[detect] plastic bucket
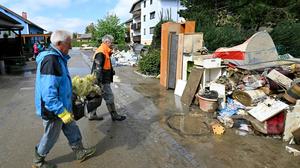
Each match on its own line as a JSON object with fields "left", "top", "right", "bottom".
{"left": 196, "top": 94, "right": 218, "bottom": 113}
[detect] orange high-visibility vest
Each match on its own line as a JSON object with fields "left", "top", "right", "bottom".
{"left": 93, "top": 43, "right": 112, "bottom": 70}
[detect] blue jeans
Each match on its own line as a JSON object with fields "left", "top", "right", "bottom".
{"left": 36, "top": 119, "right": 82, "bottom": 156}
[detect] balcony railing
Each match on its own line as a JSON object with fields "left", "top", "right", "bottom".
{"left": 133, "top": 10, "right": 141, "bottom": 19}
{"left": 133, "top": 35, "right": 141, "bottom": 43}
{"left": 131, "top": 22, "right": 141, "bottom": 31}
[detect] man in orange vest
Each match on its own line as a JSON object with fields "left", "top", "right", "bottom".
{"left": 89, "top": 34, "right": 126, "bottom": 121}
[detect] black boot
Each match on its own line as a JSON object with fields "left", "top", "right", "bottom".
{"left": 107, "top": 103, "right": 126, "bottom": 121}
{"left": 72, "top": 143, "right": 96, "bottom": 163}
{"left": 87, "top": 109, "right": 104, "bottom": 121}
{"left": 32, "top": 147, "right": 57, "bottom": 168}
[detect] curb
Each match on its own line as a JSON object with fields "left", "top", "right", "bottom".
{"left": 133, "top": 70, "right": 157, "bottom": 78}
{"left": 79, "top": 50, "right": 92, "bottom": 70}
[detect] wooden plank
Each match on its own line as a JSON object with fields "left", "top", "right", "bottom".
{"left": 160, "top": 22, "right": 181, "bottom": 88}
{"left": 183, "top": 21, "right": 195, "bottom": 33}
{"left": 167, "top": 33, "right": 178, "bottom": 89}
{"left": 176, "top": 33, "right": 184, "bottom": 81}
{"left": 160, "top": 22, "right": 170, "bottom": 87}
{"left": 183, "top": 33, "right": 203, "bottom": 54}
{"left": 181, "top": 67, "right": 203, "bottom": 106}
{"left": 183, "top": 34, "right": 193, "bottom": 54}
{"left": 192, "top": 33, "right": 203, "bottom": 53}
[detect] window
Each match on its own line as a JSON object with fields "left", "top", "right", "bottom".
{"left": 144, "top": 1, "right": 146, "bottom": 8}
{"left": 150, "top": 11, "right": 155, "bottom": 20}
{"left": 143, "top": 15, "right": 146, "bottom": 22}
{"left": 144, "top": 28, "right": 146, "bottom": 35}
{"left": 150, "top": 27, "right": 155, "bottom": 34}
{"left": 150, "top": 0, "right": 153, "bottom": 5}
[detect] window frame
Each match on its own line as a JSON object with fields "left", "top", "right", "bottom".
{"left": 150, "top": 11, "right": 155, "bottom": 20}
{"left": 149, "top": 27, "right": 155, "bottom": 34}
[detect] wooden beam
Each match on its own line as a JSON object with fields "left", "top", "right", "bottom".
{"left": 176, "top": 33, "right": 184, "bottom": 81}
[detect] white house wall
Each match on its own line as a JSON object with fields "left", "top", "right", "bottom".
{"left": 161, "top": 0, "right": 183, "bottom": 22}
{"left": 140, "top": 0, "right": 184, "bottom": 45}
{"left": 141, "top": 0, "right": 161, "bottom": 44}
{"left": 132, "top": 2, "right": 141, "bottom": 37}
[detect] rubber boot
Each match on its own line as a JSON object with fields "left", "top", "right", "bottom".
{"left": 72, "top": 143, "right": 96, "bottom": 163}
{"left": 107, "top": 103, "right": 126, "bottom": 121}
{"left": 87, "top": 109, "right": 103, "bottom": 121}
{"left": 32, "top": 147, "right": 57, "bottom": 168}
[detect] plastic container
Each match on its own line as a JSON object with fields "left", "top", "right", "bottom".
{"left": 196, "top": 91, "right": 218, "bottom": 112}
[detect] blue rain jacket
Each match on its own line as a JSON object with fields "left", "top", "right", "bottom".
{"left": 35, "top": 44, "right": 72, "bottom": 119}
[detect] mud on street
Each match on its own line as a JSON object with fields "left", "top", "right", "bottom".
{"left": 0, "top": 49, "right": 299, "bottom": 168}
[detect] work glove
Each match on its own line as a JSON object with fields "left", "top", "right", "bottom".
{"left": 58, "top": 109, "right": 74, "bottom": 124}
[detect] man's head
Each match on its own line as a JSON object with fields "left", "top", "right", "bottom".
{"left": 50, "top": 30, "right": 72, "bottom": 55}
{"left": 102, "top": 34, "right": 114, "bottom": 48}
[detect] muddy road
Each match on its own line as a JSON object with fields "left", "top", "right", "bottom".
{"left": 0, "top": 49, "right": 298, "bottom": 168}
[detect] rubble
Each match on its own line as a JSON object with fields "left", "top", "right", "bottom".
{"left": 175, "top": 31, "right": 300, "bottom": 152}
{"left": 112, "top": 50, "right": 138, "bottom": 67}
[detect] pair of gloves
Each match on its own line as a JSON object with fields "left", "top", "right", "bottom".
{"left": 58, "top": 109, "right": 74, "bottom": 124}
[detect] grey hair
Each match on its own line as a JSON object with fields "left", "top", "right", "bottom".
{"left": 50, "top": 30, "right": 72, "bottom": 45}
{"left": 102, "top": 34, "right": 114, "bottom": 43}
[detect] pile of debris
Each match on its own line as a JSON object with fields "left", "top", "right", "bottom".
{"left": 178, "top": 31, "right": 300, "bottom": 156}
{"left": 112, "top": 50, "right": 138, "bottom": 67}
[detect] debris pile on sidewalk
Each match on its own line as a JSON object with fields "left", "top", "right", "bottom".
{"left": 177, "top": 31, "right": 300, "bottom": 155}
{"left": 112, "top": 50, "right": 138, "bottom": 67}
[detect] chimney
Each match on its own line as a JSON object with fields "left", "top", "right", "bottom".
{"left": 22, "top": 12, "right": 27, "bottom": 19}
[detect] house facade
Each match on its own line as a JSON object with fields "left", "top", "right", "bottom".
{"left": 129, "top": 0, "right": 184, "bottom": 45}
{"left": 0, "top": 5, "right": 44, "bottom": 35}
{"left": 129, "top": 0, "right": 142, "bottom": 44}
{"left": 0, "top": 4, "right": 48, "bottom": 57}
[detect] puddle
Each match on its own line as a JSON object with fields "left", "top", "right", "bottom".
{"left": 167, "top": 113, "right": 210, "bottom": 136}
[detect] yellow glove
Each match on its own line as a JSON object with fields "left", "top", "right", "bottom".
{"left": 58, "top": 109, "right": 74, "bottom": 124}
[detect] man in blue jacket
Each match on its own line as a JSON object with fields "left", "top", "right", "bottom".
{"left": 33, "top": 30, "right": 96, "bottom": 168}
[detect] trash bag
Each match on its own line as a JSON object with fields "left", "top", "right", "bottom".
{"left": 86, "top": 94, "right": 102, "bottom": 113}
{"left": 72, "top": 93, "right": 85, "bottom": 121}
{"left": 72, "top": 93, "right": 103, "bottom": 121}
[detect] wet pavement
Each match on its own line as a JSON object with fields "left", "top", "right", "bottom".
{"left": 0, "top": 49, "right": 299, "bottom": 168}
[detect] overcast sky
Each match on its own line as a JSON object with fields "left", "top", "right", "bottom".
{"left": 0, "top": 0, "right": 136, "bottom": 33}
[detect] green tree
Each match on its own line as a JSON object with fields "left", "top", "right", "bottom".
{"left": 151, "top": 20, "right": 170, "bottom": 49}
{"left": 85, "top": 23, "right": 95, "bottom": 34}
{"left": 138, "top": 19, "right": 171, "bottom": 75}
{"left": 179, "top": 0, "right": 300, "bottom": 55}
{"left": 72, "top": 32, "right": 78, "bottom": 39}
{"left": 93, "top": 14, "right": 126, "bottom": 46}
